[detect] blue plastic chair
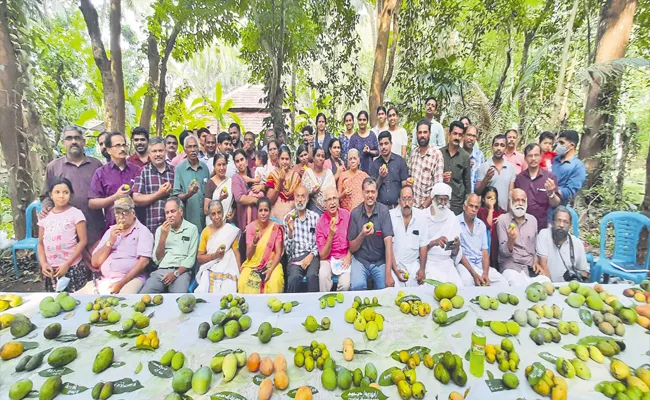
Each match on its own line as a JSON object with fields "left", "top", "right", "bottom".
{"left": 11, "top": 200, "right": 42, "bottom": 278}
{"left": 188, "top": 280, "right": 198, "bottom": 293}
{"left": 591, "top": 211, "right": 650, "bottom": 284}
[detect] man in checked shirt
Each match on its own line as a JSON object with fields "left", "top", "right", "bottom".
{"left": 283, "top": 185, "right": 320, "bottom": 292}
{"left": 409, "top": 119, "right": 444, "bottom": 209}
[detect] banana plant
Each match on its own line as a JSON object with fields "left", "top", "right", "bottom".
{"left": 196, "top": 82, "right": 243, "bottom": 132}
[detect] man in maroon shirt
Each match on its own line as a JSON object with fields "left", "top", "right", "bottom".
{"left": 127, "top": 127, "right": 150, "bottom": 168}
{"left": 89, "top": 132, "right": 142, "bottom": 231}
{"left": 514, "top": 143, "right": 560, "bottom": 231}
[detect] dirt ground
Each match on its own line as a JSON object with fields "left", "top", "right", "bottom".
{"left": 0, "top": 249, "right": 43, "bottom": 292}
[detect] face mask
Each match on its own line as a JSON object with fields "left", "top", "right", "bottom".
{"left": 554, "top": 144, "right": 567, "bottom": 157}
{"left": 552, "top": 227, "right": 569, "bottom": 242}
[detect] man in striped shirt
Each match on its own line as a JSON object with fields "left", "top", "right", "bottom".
{"left": 409, "top": 119, "right": 444, "bottom": 209}
{"left": 284, "top": 185, "right": 320, "bottom": 293}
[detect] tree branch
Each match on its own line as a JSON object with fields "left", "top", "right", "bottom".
{"left": 381, "top": 0, "right": 400, "bottom": 92}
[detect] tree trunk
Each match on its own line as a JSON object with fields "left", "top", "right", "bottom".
{"left": 79, "top": 0, "right": 121, "bottom": 132}
{"left": 109, "top": 0, "right": 125, "bottom": 133}
{"left": 579, "top": 0, "right": 637, "bottom": 190}
{"left": 154, "top": 25, "right": 180, "bottom": 136}
{"left": 368, "top": 0, "right": 398, "bottom": 126}
{"left": 559, "top": 52, "right": 578, "bottom": 128}
{"left": 269, "top": 0, "right": 286, "bottom": 143}
{"left": 641, "top": 139, "right": 650, "bottom": 211}
{"left": 550, "top": 0, "right": 579, "bottom": 131}
{"left": 493, "top": 24, "right": 512, "bottom": 111}
{"left": 517, "top": 32, "right": 533, "bottom": 136}
{"left": 0, "top": 1, "right": 35, "bottom": 239}
{"left": 369, "top": 0, "right": 399, "bottom": 127}
{"left": 140, "top": 33, "right": 159, "bottom": 131}
{"left": 290, "top": 64, "right": 296, "bottom": 135}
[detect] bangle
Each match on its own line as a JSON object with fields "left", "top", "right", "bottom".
{"left": 106, "top": 241, "right": 113, "bottom": 248}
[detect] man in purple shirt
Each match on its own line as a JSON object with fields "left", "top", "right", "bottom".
{"left": 43, "top": 126, "right": 105, "bottom": 255}
{"left": 89, "top": 132, "right": 142, "bottom": 230}
{"left": 316, "top": 187, "right": 352, "bottom": 292}
{"left": 514, "top": 143, "right": 560, "bottom": 231}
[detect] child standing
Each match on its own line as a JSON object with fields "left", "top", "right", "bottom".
{"left": 37, "top": 178, "right": 89, "bottom": 292}
{"left": 246, "top": 151, "right": 272, "bottom": 224}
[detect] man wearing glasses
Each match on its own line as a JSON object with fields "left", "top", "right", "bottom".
{"left": 388, "top": 186, "right": 428, "bottom": 287}
{"left": 89, "top": 132, "right": 143, "bottom": 232}
{"left": 42, "top": 126, "right": 105, "bottom": 261}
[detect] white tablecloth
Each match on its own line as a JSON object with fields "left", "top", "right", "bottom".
{"left": 0, "top": 285, "right": 647, "bottom": 399}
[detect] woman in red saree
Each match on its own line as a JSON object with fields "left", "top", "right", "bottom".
{"left": 266, "top": 146, "right": 300, "bottom": 221}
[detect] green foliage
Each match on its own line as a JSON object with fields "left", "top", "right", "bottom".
{"left": 162, "top": 84, "right": 210, "bottom": 138}
{"left": 195, "top": 82, "right": 243, "bottom": 132}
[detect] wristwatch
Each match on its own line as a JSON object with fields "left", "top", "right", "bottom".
{"left": 173, "top": 270, "right": 181, "bottom": 278}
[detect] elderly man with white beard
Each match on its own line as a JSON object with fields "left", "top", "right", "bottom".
{"left": 423, "top": 182, "right": 467, "bottom": 287}
{"left": 496, "top": 188, "right": 551, "bottom": 286}
{"left": 389, "top": 186, "right": 428, "bottom": 287}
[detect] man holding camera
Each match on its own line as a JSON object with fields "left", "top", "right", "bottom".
{"left": 535, "top": 206, "right": 589, "bottom": 282}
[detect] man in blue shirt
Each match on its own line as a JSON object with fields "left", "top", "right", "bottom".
{"left": 551, "top": 130, "right": 586, "bottom": 205}
{"left": 463, "top": 125, "right": 485, "bottom": 193}
{"left": 369, "top": 131, "right": 410, "bottom": 208}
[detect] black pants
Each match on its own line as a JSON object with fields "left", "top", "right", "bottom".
{"left": 286, "top": 253, "right": 319, "bottom": 293}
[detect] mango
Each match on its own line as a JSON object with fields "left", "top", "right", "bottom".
{"left": 257, "top": 322, "right": 273, "bottom": 343}
{"left": 224, "top": 320, "right": 240, "bottom": 338}
{"left": 207, "top": 325, "right": 224, "bottom": 342}
{"left": 588, "top": 345, "right": 605, "bottom": 363}
{"left": 259, "top": 378, "right": 274, "bottom": 399}
{"left": 9, "top": 379, "right": 32, "bottom": 400}
{"left": 177, "top": 294, "right": 196, "bottom": 313}
{"left": 526, "top": 310, "right": 540, "bottom": 327}
{"left": 235, "top": 350, "right": 247, "bottom": 368}
{"left": 627, "top": 376, "right": 649, "bottom": 393}
{"left": 10, "top": 319, "right": 35, "bottom": 338}
{"left": 599, "top": 321, "right": 615, "bottom": 335}
{"left": 365, "top": 362, "right": 378, "bottom": 382}
{"left": 513, "top": 310, "right": 527, "bottom": 326}
{"left": 59, "top": 296, "right": 77, "bottom": 312}
{"left": 571, "top": 358, "right": 591, "bottom": 379}
{"left": 398, "top": 380, "right": 412, "bottom": 399}
{"left": 434, "top": 362, "right": 450, "bottom": 384}
{"left": 93, "top": 347, "right": 114, "bottom": 373}
{"left": 506, "top": 320, "right": 520, "bottom": 336}
{"left": 503, "top": 372, "right": 519, "bottom": 389}
{"left": 1, "top": 341, "right": 24, "bottom": 360}
{"left": 44, "top": 323, "right": 62, "bottom": 340}
{"left": 337, "top": 368, "right": 352, "bottom": 390}
{"left": 434, "top": 282, "right": 457, "bottom": 300}
{"left": 99, "top": 382, "right": 113, "bottom": 400}
{"left": 295, "top": 386, "right": 314, "bottom": 400}
{"left": 238, "top": 315, "right": 252, "bottom": 331}
{"left": 619, "top": 308, "right": 638, "bottom": 325}
{"left": 566, "top": 293, "right": 586, "bottom": 308}
{"left": 490, "top": 321, "right": 508, "bottom": 336}
{"left": 39, "top": 376, "right": 62, "bottom": 400}
{"left": 24, "top": 350, "right": 46, "bottom": 372}
{"left": 611, "top": 360, "right": 631, "bottom": 380}
{"left": 222, "top": 353, "right": 238, "bottom": 382}
{"left": 451, "top": 365, "right": 467, "bottom": 386}
{"left": 40, "top": 301, "right": 62, "bottom": 318}
{"left": 161, "top": 349, "right": 176, "bottom": 366}
{"left": 321, "top": 368, "right": 337, "bottom": 390}
{"left": 171, "top": 368, "right": 193, "bottom": 393}
{"left": 586, "top": 295, "right": 604, "bottom": 311}
{"left": 636, "top": 368, "right": 650, "bottom": 387}
{"left": 171, "top": 351, "right": 185, "bottom": 370}
{"left": 48, "top": 346, "right": 77, "bottom": 368}
{"left": 191, "top": 366, "right": 212, "bottom": 394}
{"left": 210, "top": 354, "right": 226, "bottom": 373}
{"left": 559, "top": 285, "right": 572, "bottom": 295}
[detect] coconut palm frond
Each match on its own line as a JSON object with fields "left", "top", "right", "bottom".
{"left": 576, "top": 57, "right": 650, "bottom": 87}
{"left": 512, "top": 31, "right": 562, "bottom": 99}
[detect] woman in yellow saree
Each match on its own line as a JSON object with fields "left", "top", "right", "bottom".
{"left": 238, "top": 197, "right": 285, "bottom": 293}
{"left": 266, "top": 147, "right": 300, "bottom": 221}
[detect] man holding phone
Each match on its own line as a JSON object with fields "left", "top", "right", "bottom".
{"left": 475, "top": 134, "right": 515, "bottom": 210}
{"left": 423, "top": 183, "right": 466, "bottom": 287}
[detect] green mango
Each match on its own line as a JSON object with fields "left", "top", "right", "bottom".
{"left": 9, "top": 379, "right": 32, "bottom": 400}
{"left": 92, "top": 347, "right": 114, "bottom": 374}
{"left": 40, "top": 302, "right": 62, "bottom": 318}
{"left": 43, "top": 323, "right": 62, "bottom": 340}
{"left": 365, "top": 362, "right": 378, "bottom": 382}
{"left": 39, "top": 377, "right": 62, "bottom": 400}
{"left": 47, "top": 347, "right": 77, "bottom": 368}
{"left": 191, "top": 366, "right": 212, "bottom": 395}
{"left": 99, "top": 382, "right": 113, "bottom": 400}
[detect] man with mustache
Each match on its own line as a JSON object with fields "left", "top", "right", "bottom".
{"left": 475, "top": 134, "right": 516, "bottom": 211}
{"left": 423, "top": 183, "right": 465, "bottom": 287}
{"left": 496, "top": 188, "right": 551, "bottom": 286}
{"left": 127, "top": 127, "right": 150, "bottom": 168}
{"left": 457, "top": 193, "right": 509, "bottom": 287}
{"left": 411, "top": 96, "right": 446, "bottom": 149}
{"left": 408, "top": 119, "right": 444, "bottom": 209}
{"left": 229, "top": 123, "right": 243, "bottom": 149}
{"left": 283, "top": 185, "right": 320, "bottom": 293}
{"left": 216, "top": 131, "right": 237, "bottom": 178}
{"left": 201, "top": 133, "right": 218, "bottom": 175}
{"left": 132, "top": 137, "right": 175, "bottom": 234}
{"left": 89, "top": 132, "right": 142, "bottom": 232}
{"left": 43, "top": 126, "right": 105, "bottom": 262}
{"left": 97, "top": 131, "right": 110, "bottom": 163}
{"left": 462, "top": 125, "right": 485, "bottom": 193}
{"left": 389, "top": 186, "right": 428, "bottom": 287}
{"left": 140, "top": 197, "right": 198, "bottom": 293}
{"left": 316, "top": 186, "right": 352, "bottom": 292}
{"left": 369, "top": 131, "right": 410, "bottom": 208}
{"left": 441, "top": 121, "right": 471, "bottom": 215}
{"left": 243, "top": 131, "right": 257, "bottom": 175}
{"left": 197, "top": 127, "right": 211, "bottom": 158}
{"left": 504, "top": 129, "right": 527, "bottom": 175}
{"left": 165, "top": 134, "right": 178, "bottom": 161}
{"left": 173, "top": 135, "right": 210, "bottom": 231}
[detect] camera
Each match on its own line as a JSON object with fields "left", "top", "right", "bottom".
{"left": 563, "top": 270, "right": 587, "bottom": 282}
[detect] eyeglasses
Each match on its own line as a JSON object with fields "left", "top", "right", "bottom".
{"left": 115, "top": 210, "right": 134, "bottom": 217}
{"left": 111, "top": 143, "right": 127, "bottom": 149}
{"left": 400, "top": 197, "right": 414, "bottom": 203}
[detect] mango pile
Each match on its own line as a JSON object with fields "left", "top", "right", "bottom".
{"left": 161, "top": 349, "right": 186, "bottom": 370}
{"left": 246, "top": 354, "right": 289, "bottom": 399}
{"left": 320, "top": 361, "right": 379, "bottom": 392}
{"left": 485, "top": 338, "right": 520, "bottom": 372}
{"left": 209, "top": 350, "right": 246, "bottom": 382}
{"left": 319, "top": 292, "right": 345, "bottom": 308}
{"left": 529, "top": 326, "right": 562, "bottom": 345}
{"left": 595, "top": 364, "right": 650, "bottom": 399}
{"left": 525, "top": 363, "right": 568, "bottom": 400}
{"left": 0, "top": 294, "right": 23, "bottom": 311}
{"left": 343, "top": 303, "right": 384, "bottom": 340}
{"left": 40, "top": 292, "right": 77, "bottom": 318}
{"left": 198, "top": 302, "right": 251, "bottom": 342}
{"left": 511, "top": 304, "right": 562, "bottom": 328}
{"left": 87, "top": 296, "right": 123, "bottom": 325}
{"left": 133, "top": 294, "right": 163, "bottom": 312}
{"left": 292, "top": 341, "right": 331, "bottom": 372}
{"left": 267, "top": 296, "right": 296, "bottom": 313}
{"left": 472, "top": 293, "right": 518, "bottom": 310}
{"left": 623, "top": 279, "right": 650, "bottom": 303}
{"left": 487, "top": 319, "right": 521, "bottom": 337}
{"left": 432, "top": 351, "right": 468, "bottom": 389}
{"left": 219, "top": 294, "right": 249, "bottom": 313}
{"left": 395, "top": 292, "right": 433, "bottom": 317}
{"left": 135, "top": 329, "right": 160, "bottom": 349}
{"left": 525, "top": 281, "right": 555, "bottom": 302}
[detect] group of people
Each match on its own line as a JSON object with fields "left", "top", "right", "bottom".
{"left": 37, "top": 100, "right": 591, "bottom": 295}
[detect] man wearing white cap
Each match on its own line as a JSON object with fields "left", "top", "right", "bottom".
{"left": 424, "top": 182, "right": 472, "bottom": 287}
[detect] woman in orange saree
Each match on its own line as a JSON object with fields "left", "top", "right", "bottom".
{"left": 266, "top": 147, "right": 300, "bottom": 221}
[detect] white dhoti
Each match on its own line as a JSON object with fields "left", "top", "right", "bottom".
{"left": 502, "top": 269, "right": 551, "bottom": 287}
{"left": 460, "top": 261, "right": 510, "bottom": 288}
{"left": 391, "top": 261, "right": 422, "bottom": 288}
{"left": 424, "top": 256, "right": 464, "bottom": 289}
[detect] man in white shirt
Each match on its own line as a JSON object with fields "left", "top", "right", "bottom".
{"left": 387, "top": 106, "right": 408, "bottom": 158}
{"left": 389, "top": 186, "right": 428, "bottom": 287}
{"left": 457, "top": 193, "right": 509, "bottom": 287}
{"left": 211, "top": 132, "right": 237, "bottom": 178}
{"left": 424, "top": 182, "right": 465, "bottom": 287}
{"left": 412, "top": 97, "right": 446, "bottom": 149}
{"left": 535, "top": 206, "right": 588, "bottom": 282}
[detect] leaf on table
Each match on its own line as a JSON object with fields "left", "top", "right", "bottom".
{"left": 290, "top": 301, "right": 300, "bottom": 307}
{"left": 128, "top": 345, "right": 155, "bottom": 352}
{"left": 287, "top": 386, "right": 318, "bottom": 398}
{"left": 146, "top": 311, "right": 155, "bottom": 319}
{"left": 464, "top": 387, "right": 471, "bottom": 398}
{"left": 341, "top": 387, "right": 388, "bottom": 400}
{"left": 18, "top": 342, "right": 39, "bottom": 351}
{"left": 485, "top": 378, "right": 509, "bottom": 392}
{"left": 579, "top": 309, "right": 593, "bottom": 326}
{"left": 577, "top": 336, "right": 617, "bottom": 346}
{"left": 337, "top": 349, "right": 375, "bottom": 355}
{"left": 464, "top": 349, "right": 470, "bottom": 361}
{"left": 148, "top": 361, "right": 173, "bottom": 378}
{"left": 272, "top": 328, "right": 283, "bottom": 337}
{"left": 252, "top": 374, "right": 265, "bottom": 385}
{"left": 134, "top": 361, "right": 142, "bottom": 374}
{"left": 439, "top": 311, "right": 469, "bottom": 327}
{"left": 106, "top": 329, "right": 144, "bottom": 339}
{"left": 539, "top": 352, "right": 558, "bottom": 363}
{"left": 61, "top": 382, "right": 89, "bottom": 395}
{"left": 422, "top": 279, "right": 442, "bottom": 286}
{"left": 111, "top": 361, "right": 126, "bottom": 368}
{"left": 562, "top": 344, "right": 577, "bottom": 351}
{"left": 120, "top": 303, "right": 128, "bottom": 308}
{"left": 195, "top": 298, "right": 208, "bottom": 303}
{"left": 112, "top": 378, "right": 144, "bottom": 394}
{"left": 486, "top": 370, "right": 495, "bottom": 380}
{"left": 39, "top": 367, "right": 73, "bottom": 377}
{"left": 91, "top": 321, "right": 117, "bottom": 327}
{"left": 318, "top": 293, "right": 337, "bottom": 301}
{"left": 378, "top": 366, "right": 399, "bottom": 386}
{"left": 390, "top": 346, "right": 430, "bottom": 361}
{"left": 24, "top": 390, "right": 39, "bottom": 398}
{"left": 63, "top": 311, "right": 75, "bottom": 320}
{"left": 211, "top": 393, "right": 247, "bottom": 400}
{"left": 397, "top": 295, "right": 421, "bottom": 304}
{"left": 423, "top": 335, "right": 428, "bottom": 339}
{"left": 452, "top": 332, "right": 461, "bottom": 338}
{"left": 214, "top": 349, "right": 235, "bottom": 357}
{"left": 542, "top": 321, "right": 559, "bottom": 328}
{"left": 54, "top": 334, "right": 78, "bottom": 343}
